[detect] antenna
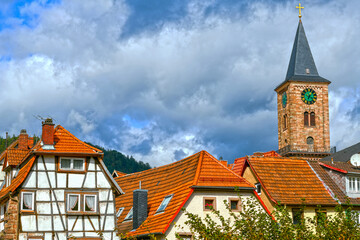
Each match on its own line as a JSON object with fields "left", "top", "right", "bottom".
{"left": 5, "top": 132, "right": 8, "bottom": 148}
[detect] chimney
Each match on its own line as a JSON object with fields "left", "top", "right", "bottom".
{"left": 133, "top": 188, "right": 148, "bottom": 230}
{"left": 18, "top": 129, "right": 29, "bottom": 150}
{"left": 42, "top": 118, "right": 55, "bottom": 146}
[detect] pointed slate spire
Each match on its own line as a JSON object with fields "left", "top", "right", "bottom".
{"left": 283, "top": 21, "right": 330, "bottom": 84}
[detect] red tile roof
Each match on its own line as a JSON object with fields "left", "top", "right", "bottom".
{"left": 115, "top": 150, "right": 254, "bottom": 237}
{"left": 234, "top": 154, "right": 337, "bottom": 206}
{"left": 33, "top": 125, "right": 102, "bottom": 155}
{"left": 0, "top": 138, "right": 34, "bottom": 168}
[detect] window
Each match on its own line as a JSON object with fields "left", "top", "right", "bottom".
{"left": 307, "top": 137, "right": 314, "bottom": 145}
{"left": 67, "top": 194, "right": 80, "bottom": 212}
{"left": 229, "top": 198, "right": 241, "bottom": 212}
{"left": 116, "top": 207, "right": 124, "bottom": 218}
{"left": 84, "top": 194, "right": 97, "bottom": 212}
{"left": 156, "top": 195, "right": 173, "bottom": 213}
{"left": 177, "top": 233, "right": 193, "bottom": 240}
{"left": 310, "top": 112, "right": 316, "bottom": 126}
{"left": 292, "top": 208, "right": 303, "bottom": 224}
{"left": 315, "top": 209, "right": 327, "bottom": 225}
{"left": 304, "top": 112, "right": 309, "bottom": 126}
{"left": 203, "top": 197, "right": 216, "bottom": 211}
{"left": 347, "top": 177, "right": 360, "bottom": 193}
{"left": 66, "top": 193, "right": 97, "bottom": 213}
{"left": 59, "top": 158, "right": 85, "bottom": 171}
{"left": 283, "top": 115, "right": 287, "bottom": 129}
{"left": 255, "top": 183, "right": 261, "bottom": 195}
{"left": 21, "top": 192, "right": 34, "bottom": 211}
{"left": 124, "top": 207, "right": 133, "bottom": 221}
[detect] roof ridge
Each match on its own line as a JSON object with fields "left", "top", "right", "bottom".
{"left": 54, "top": 125, "right": 102, "bottom": 153}
{"left": 193, "top": 150, "right": 205, "bottom": 186}
{"left": 202, "top": 151, "right": 254, "bottom": 187}
{"left": 115, "top": 151, "right": 203, "bottom": 179}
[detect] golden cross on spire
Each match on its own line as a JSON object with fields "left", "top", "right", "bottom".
{"left": 296, "top": 3, "right": 304, "bottom": 19}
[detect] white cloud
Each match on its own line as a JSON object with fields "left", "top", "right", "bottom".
{"left": 0, "top": 0, "right": 359, "bottom": 166}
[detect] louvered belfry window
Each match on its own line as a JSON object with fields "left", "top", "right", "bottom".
{"left": 310, "top": 112, "right": 316, "bottom": 126}
{"left": 304, "top": 112, "right": 309, "bottom": 126}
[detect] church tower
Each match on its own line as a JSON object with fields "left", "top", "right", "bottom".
{"left": 275, "top": 6, "right": 331, "bottom": 159}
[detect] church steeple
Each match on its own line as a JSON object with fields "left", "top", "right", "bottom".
{"left": 275, "top": 4, "right": 331, "bottom": 160}
{"left": 285, "top": 21, "right": 330, "bottom": 83}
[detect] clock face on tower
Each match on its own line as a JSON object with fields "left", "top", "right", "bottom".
{"left": 282, "top": 92, "right": 287, "bottom": 108}
{"left": 301, "top": 88, "right": 317, "bottom": 105}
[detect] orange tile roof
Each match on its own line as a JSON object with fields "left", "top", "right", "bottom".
{"left": 115, "top": 150, "right": 254, "bottom": 237}
{"left": 34, "top": 125, "right": 102, "bottom": 155}
{"left": 234, "top": 155, "right": 337, "bottom": 206}
{"left": 0, "top": 138, "right": 34, "bottom": 168}
{"left": 0, "top": 156, "right": 36, "bottom": 200}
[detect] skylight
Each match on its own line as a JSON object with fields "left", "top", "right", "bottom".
{"left": 116, "top": 207, "right": 124, "bottom": 218}
{"left": 124, "top": 207, "right": 133, "bottom": 221}
{"left": 156, "top": 194, "right": 173, "bottom": 213}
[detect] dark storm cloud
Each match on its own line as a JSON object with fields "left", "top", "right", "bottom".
{"left": 0, "top": 0, "right": 359, "bottom": 166}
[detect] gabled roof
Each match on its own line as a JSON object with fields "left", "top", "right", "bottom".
{"left": 308, "top": 161, "right": 360, "bottom": 205}
{"left": 234, "top": 154, "right": 337, "bottom": 206}
{"left": 322, "top": 142, "right": 360, "bottom": 163}
{"left": 33, "top": 125, "right": 102, "bottom": 155}
{"left": 0, "top": 124, "right": 123, "bottom": 201}
{"left": 0, "top": 138, "right": 34, "bottom": 168}
{"left": 115, "top": 150, "right": 254, "bottom": 237}
{"left": 275, "top": 21, "right": 330, "bottom": 91}
{"left": 0, "top": 156, "right": 36, "bottom": 200}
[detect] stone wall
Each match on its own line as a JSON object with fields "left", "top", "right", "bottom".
{"left": 4, "top": 196, "right": 19, "bottom": 240}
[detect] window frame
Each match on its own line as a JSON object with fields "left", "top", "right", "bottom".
{"left": 156, "top": 194, "right": 174, "bottom": 214}
{"left": 255, "top": 183, "right": 262, "bottom": 195}
{"left": 58, "top": 157, "right": 86, "bottom": 172}
{"left": 310, "top": 112, "right": 316, "bottom": 126}
{"left": 124, "top": 207, "right": 133, "bottom": 221}
{"left": 20, "top": 191, "right": 35, "bottom": 212}
{"left": 203, "top": 197, "right": 216, "bottom": 211}
{"left": 116, "top": 207, "right": 124, "bottom": 218}
{"left": 292, "top": 208, "right": 304, "bottom": 225}
{"left": 228, "top": 197, "right": 241, "bottom": 212}
{"left": 176, "top": 232, "right": 193, "bottom": 240}
{"left": 83, "top": 194, "right": 97, "bottom": 213}
{"left": 304, "top": 111, "right": 309, "bottom": 126}
{"left": 65, "top": 192, "right": 98, "bottom": 215}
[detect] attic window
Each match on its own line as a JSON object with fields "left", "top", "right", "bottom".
{"left": 60, "top": 158, "right": 85, "bottom": 171}
{"left": 124, "top": 207, "right": 133, "bottom": 221}
{"left": 116, "top": 207, "right": 124, "bottom": 218}
{"left": 255, "top": 183, "right": 261, "bottom": 195}
{"left": 156, "top": 194, "right": 173, "bottom": 213}
{"left": 306, "top": 68, "right": 310, "bottom": 74}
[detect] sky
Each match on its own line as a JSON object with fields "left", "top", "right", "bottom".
{"left": 0, "top": 0, "right": 359, "bottom": 167}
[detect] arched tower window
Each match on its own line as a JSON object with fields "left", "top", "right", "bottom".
{"left": 304, "top": 112, "right": 309, "bottom": 126}
{"left": 307, "top": 137, "right": 314, "bottom": 145}
{"left": 283, "top": 114, "right": 287, "bottom": 129}
{"left": 310, "top": 112, "right": 315, "bottom": 126}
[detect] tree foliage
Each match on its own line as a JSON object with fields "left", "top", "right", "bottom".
{"left": 0, "top": 135, "right": 18, "bottom": 154}
{"left": 177, "top": 196, "right": 360, "bottom": 240}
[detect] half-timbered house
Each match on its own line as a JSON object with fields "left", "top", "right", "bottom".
{"left": 0, "top": 119, "right": 123, "bottom": 240}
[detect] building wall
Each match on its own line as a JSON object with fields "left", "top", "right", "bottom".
{"left": 276, "top": 82, "right": 330, "bottom": 153}
{"left": 4, "top": 196, "right": 18, "bottom": 240}
{"left": 323, "top": 168, "right": 347, "bottom": 194}
{"left": 5, "top": 155, "right": 119, "bottom": 240}
{"left": 164, "top": 190, "right": 255, "bottom": 240}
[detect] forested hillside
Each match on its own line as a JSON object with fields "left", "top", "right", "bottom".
{"left": 0, "top": 135, "right": 18, "bottom": 153}
{"left": 88, "top": 144, "right": 151, "bottom": 173}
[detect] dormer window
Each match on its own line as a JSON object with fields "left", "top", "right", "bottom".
{"left": 346, "top": 176, "right": 360, "bottom": 198}
{"left": 116, "top": 207, "right": 124, "bottom": 218}
{"left": 59, "top": 158, "right": 85, "bottom": 171}
{"left": 156, "top": 195, "right": 173, "bottom": 213}
{"left": 124, "top": 207, "right": 133, "bottom": 221}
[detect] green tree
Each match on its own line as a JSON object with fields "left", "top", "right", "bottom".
{"left": 177, "top": 196, "right": 360, "bottom": 240}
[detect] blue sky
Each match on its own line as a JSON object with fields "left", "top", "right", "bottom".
{"left": 0, "top": 0, "right": 359, "bottom": 166}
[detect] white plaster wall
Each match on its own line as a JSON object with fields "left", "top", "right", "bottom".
{"left": 165, "top": 190, "right": 254, "bottom": 240}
